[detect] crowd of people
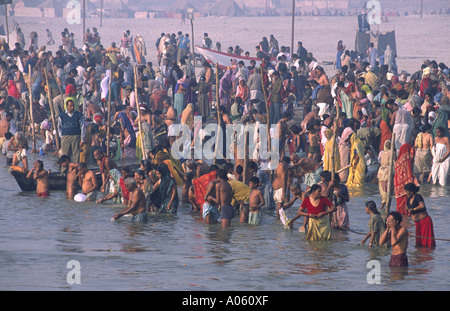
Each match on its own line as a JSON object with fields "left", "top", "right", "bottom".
{"left": 1, "top": 24, "right": 448, "bottom": 269}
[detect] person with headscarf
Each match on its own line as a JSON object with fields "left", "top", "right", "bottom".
{"left": 377, "top": 140, "right": 394, "bottom": 212}
{"left": 384, "top": 45, "right": 396, "bottom": 74}
{"left": 7, "top": 80, "right": 20, "bottom": 100}
{"left": 346, "top": 133, "right": 366, "bottom": 189}
{"left": 150, "top": 143, "right": 184, "bottom": 186}
{"left": 134, "top": 34, "right": 147, "bottom": 65}
{"left": 432, "top": 105, "right": 449, "bottom": 138}
{"left": 338, "top": 119, "right": 358, "bottom": 183}
{"left": 100, "top": 69, "right": 111, "bottom": 101}
{"left": 394, "top": 143, "right": 416, "bottom": 215}
{"left": 219, "top": 68, "right": 233, "bottom": 110}
{"left": 115, "top": 111, "right": 136, "bottom": 159}
{"left": 152, "top": 163, "right": 178, "bottom": 214}
{"left": 419, "top": 67, "right": 431, "bottom": 99}
{"left": 323, "top": 128, "right": 341, "bottom": 174}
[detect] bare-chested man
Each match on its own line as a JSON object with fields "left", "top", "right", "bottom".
{"left": 272, "top": 156, "right": 290, "bottom": 217}
{"left": 113, "top": 178, "right": 148, "bottom": 222}
{"left": 78, "top": 162, "right": 98, "bottom": 201}
{"left": 93, "top": 149, "right": 117, "bottom": 192}
{"left": 58, "top": 155, "right": 79, "bottom": 199}
{"left": 212, "top": 169, "right": 234, "bottom": 228}
{"left": 203, "top": 178, "right": 220, "bottom": 224}
{"left": 26, "top": 160, "right": 50, "bottom": 197}
{"left": 414, "top": 124, "right": 433, "bottom": 184}
{"left": 380, "top": 211, "right": 409, "bottom": 267}
{"left": 161, "top": 97, "right": 177, "bottom": 128}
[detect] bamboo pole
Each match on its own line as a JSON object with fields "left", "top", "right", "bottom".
{"left": 214, "top": 63, "right": 220, "bottom": 165}
{"left": 106, "top": 65, "right": 113, "bottom": 156}
{"left": 44, "top": 69, "right": 60, "bottom": 151}
{"left": 331, "top": 93, "right": 341, "bottom": 181}
{"left": 28, "top": 65, "right": 37, "bottom": 153}
{"left": 385, "top": 133, "right": 396, "bottom": 214}
{"left": 133, "top": 65, "right": 146, "bottom": 160}
{"left": 260, "top": 65, "right": 271, "bottom": 152}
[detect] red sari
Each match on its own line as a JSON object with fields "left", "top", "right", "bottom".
{"left": 394, "top": 144, "right": 415, "bottom": 215}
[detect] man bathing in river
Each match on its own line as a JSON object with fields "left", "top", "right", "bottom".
{"left": 380, "top": 211, "right": 409, "bottom": 267}
{"left": 113, "top": 178, "right": 147, "bottom": 222}
{"left": 78, "top": 162, "right": 99, "bottom": 201}
{"left": 26, "top": 160, "right": 49, "bottom": 197}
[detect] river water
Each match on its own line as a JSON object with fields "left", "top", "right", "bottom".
{"left": 1, "top": 153, "right": 449, "bottom": 291}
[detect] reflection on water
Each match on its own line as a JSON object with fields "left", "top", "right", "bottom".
{"left": 1, "top": 161, "right": 450, "bottom": 290}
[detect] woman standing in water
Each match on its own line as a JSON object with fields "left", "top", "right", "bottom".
{"left": 404, "top": 183, "right": 436, "bottom": 248}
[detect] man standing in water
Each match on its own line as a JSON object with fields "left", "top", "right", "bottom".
{"left": 113, "top": 178, "right": 147, "bottom": 223}
{"left": 380, "top": 211, "right": 409, "bottom": 267}
{"left": 26, "top": 160, "right": 50, "bottom": 197}
{"left": 213, "top": 169, "right": 234, "bottom": 228}
{"left": 78, "top": 162, "right": 99, "bottom": 202}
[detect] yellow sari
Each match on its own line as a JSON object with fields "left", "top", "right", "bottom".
{"left": 323, "top": 129, "right": 341, "bottom": 173}
{"left": 346, "top": 133, "right": 366, "bottom": 188}
{"left": 154, "top": 150, "right": 184, "bottom": 186}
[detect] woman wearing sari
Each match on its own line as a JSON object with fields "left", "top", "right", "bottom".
{"left": 377, "top": 140, "right": 394, "bottom": 211}
{"left": 150, "top": 143, "right": 184, "bottom": 186}
{"left": 152, "top": 163, "right": 178, "bottom": 214}
{"left": 394, "top": 143, "right": 416, "bottom": 215}
{"left": 287, "top": 184, "right": 336, "bottom": 241}
{"left": 346, "top": 133, "right": 366, "bottom": 189}
{"left": 338, "top": 119, "right": 359, "bottom": 183}
{"left": 323, "top": 129, "right": 341, "bottom": 173}
{"left": 379, "top": 101, "right": 393, "bottom": 152}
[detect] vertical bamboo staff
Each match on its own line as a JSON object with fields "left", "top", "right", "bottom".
{"left": 214, "top": 63, "right": 220, "bottom": 164}
{"left": 28, "top": 65, "right": 36, "bottom": 153}
{"left": 331, "top": 94, "right": 341, "bottom": 181}
{"left": 133, "top": 65, "right": 146, "bottom": 160}
{"left": 243, "top": 128, "right": 249, "bottom": 184}
{"left": 44, "top": 69, "right": 60, "bottom": 151}
{"left": 260, "top": 65, "right": 271, "bottom": 152}
{"left": 106, "top": 64, "right": 113, "bottom": 156}
{"left": 385, "top": 133, "right": 396, "bottom": 214}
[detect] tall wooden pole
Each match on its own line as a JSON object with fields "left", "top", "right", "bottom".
{"left": 100, "top": 0, "right": 103, "bottom": 27}
{"left": 331, "top": 93, "right": 341, "bottom": 181}
{"left": 44, "top": 69, "right": 60, "bottom": 151}
{"left": 260, "top": 65, "right": 271, "bottom": 152}
{"left": 106, "top": 65, "right": 112, "bottom": 156}
{"left": 133, "top": 66, "right": 145, "bottom": 160}
{"left": 190, "top": 17, "right": 195, "bottom": 73}
{"left": 420, "top": 0, "right": 423, "bottom": 18}
{"left": 386, "top": 133, "right": 396, "bottom": 214}
{"left": 28, "top": 65, "right": 36, "bottom": 153}
{"left": 291, "top": 0, "right": 295, "bottom": 56}
{"left": 83, "top": 0, "right": 86, "bottom": 38}
{"left": 4, "top": 4, "right": 9, "bottom": 45}
{"left": 214, "top": 63, "right": 220, "bottom": 164}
